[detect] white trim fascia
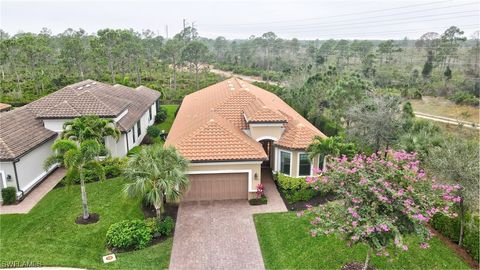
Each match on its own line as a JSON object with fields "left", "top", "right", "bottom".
{"left": 191, "top": 161, "right": 262, "bottom": 166}
{"left": 297, "top": 152, "right": 313, "bottom": 177}
{"left": 278, "top": 149, "right": 292, "bottom": 176}
{"left": 256, "top": 136, "right": 278, "bottom": 142}
{"left": 187, "top": 169, "right": 256, "bottom": 192}
{"left": 114, "top": 109, "right": 129, "bottom": 123}
{"left": 249, "top": 123, "right": 284, "bottom": 127}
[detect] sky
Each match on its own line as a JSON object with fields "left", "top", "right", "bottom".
{"left": 1, "top": 0, "right": 479, "bottom": 40}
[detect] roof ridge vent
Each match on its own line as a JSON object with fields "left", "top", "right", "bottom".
{"left": 85, "top": 84, "right": 91, "bottom": 88}
{"left": 77, "top": 86, "right": 83, "bottom": 90}
{"left": 92, "top": 81, "right": 97, "bottom": 85}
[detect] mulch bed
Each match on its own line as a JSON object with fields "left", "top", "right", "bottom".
{"left": 429, "top": 226, "right": 479, "bottom": 269}
{"left": 142, "top": 202, "right": 179, "bottom": 221}
{"left": 342, "top": 262, "right": 376, "bottom": 270}
{"left": 75, "top": 213, "right": 100, "bottom": 224}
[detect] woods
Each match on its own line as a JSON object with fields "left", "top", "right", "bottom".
{"left": 0, "top": 27, "right": 219, "bottom": 105}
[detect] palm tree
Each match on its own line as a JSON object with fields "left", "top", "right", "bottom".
{"left": 307, "top": 136, "right": 357, "bottom": 169}
{"left": 62, "top": 115, "right": 120, "bottom": 143}
{"left": 124, "top": 145, "right": 189, "bottom": 217}
{"left": 45, "top": 139, "right": 105, "bottom": 220}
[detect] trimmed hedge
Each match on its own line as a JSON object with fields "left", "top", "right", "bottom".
{"left": 1, "top": 187, "right": 16, "bottom": 205}
{"left": 106, "top": 219, "right": 152, "bottom": 250}
{"left": 276, "top": 173, "right": 316, "bottom": 204}
{"left": 431, "top": 212, "right": 479, "bottom": 262}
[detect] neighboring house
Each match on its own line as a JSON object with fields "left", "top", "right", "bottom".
{"left": 166, "top": 78, "right": 326, "bottom": 201}
{"left": 0, "top": 80, "right": 160, "bottom": 201}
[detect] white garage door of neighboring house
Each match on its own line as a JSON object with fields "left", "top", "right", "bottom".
{"left": 183, "top": 173, "right": 248, "bottom": 201}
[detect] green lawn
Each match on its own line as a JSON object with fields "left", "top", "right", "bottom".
{"left": 155, "top": 104, "right": 179, "bottom": 133}
{"left": 0, "top": 178, "right": 172, "bottom": 269}
{"left": 254, "top": 212, "right": 470, "bottom": 270}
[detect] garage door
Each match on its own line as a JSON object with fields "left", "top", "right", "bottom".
{"left": 183, "top": 173, "right": 248, "bottom": 201}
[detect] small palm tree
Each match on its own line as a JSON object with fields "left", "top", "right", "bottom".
{"left": 307, "top": 136, "right": 357, "bottom": 168}
{"left": 124, "top": 145, "right": 189, "bottom": 217}
{"left": 45, "top": 139, "right": 105, "bottom": 220}
{"left": 62, "top": 115, "right": 120, "bottom": 144}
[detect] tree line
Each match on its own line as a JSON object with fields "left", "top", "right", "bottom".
{"left": 0, "top": 27, "right": 215, "bottom": 104}
{"left": 206, "top": 26, "right": 479, "bottom": 106}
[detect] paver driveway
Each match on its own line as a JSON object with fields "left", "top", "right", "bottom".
{"left": 169, "top": 170, "right": 286, "bottom": 270}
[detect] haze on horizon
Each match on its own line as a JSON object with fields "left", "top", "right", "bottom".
{"left": 1, "top": 0, "right": 479, "bottom": 40}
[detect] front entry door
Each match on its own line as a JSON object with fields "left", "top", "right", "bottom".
{"left": 260, "top": 140, "right": 273, "bottom": 168}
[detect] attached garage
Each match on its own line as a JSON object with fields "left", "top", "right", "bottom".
{"left": 183, "top": 173, "right": 248, "bottom": 201}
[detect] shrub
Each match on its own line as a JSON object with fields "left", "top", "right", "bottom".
{"left": 431, "top": 212, "right": 479, "bottom": 262}
{"left": 106, "top": 220, "right": 152, "bottom": 250}
{"left": 256, "top": 183, "right": 265, "bottom": 198}
{"left": 127, "top": 146, "right": 142, "bottom": 157}
{"left": 147, "top": 126, "right": 161, "bottom": 138}
{"left": 1, "top": 187, "right": 16, "bottom": 205}
{"left": 155, "top": 107, "right": 168, "bottom": 123}
{"left": 158, "top": 216, "right": 175, "bottom": 236}
{"left": 450, "top": 91, "right": 480, "bottom": 106}
{"left": 145, "top": 217, "right": 162, "bottom": 236}
{"left": 276, "top": 173, "right": 318, "bottom": 204}
{"left": 102, "top": 157, "right": 127, "bottom": 178}
{"left": 277, "top": 174, "right": 308, "bottom": 190}
{"left": 285, "top": 188, "right": 317, "bottom": 203}
{"left": 249, "top": 196, "right": 268, "bottom": 205}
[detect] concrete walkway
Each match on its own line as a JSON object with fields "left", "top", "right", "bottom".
{"left": 0, "top": 168, "right": 66, "bottom": 214}
{"left": 169, "top": 169, "right": 286, "bottom": 270}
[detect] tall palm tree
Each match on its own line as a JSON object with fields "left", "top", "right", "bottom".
{"left": 62, "top": 115, "right": 120, "bottom": 143}
{"left": 124, "top": 145, "right": 189, "bottom": 217}
{"left": 45, "top": 139, "right": 104, "bottom": 220}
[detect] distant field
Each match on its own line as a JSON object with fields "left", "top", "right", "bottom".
{"left": 410, "top": 96, "right": 479, "bottom": 124}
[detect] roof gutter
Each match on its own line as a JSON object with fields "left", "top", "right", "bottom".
{"left": 12, "top": 158, "right": 24, "bottom": 199}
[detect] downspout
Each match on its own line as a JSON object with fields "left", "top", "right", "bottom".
{"left": 126, "top": 131, "right": 130, "bottom": 152}
{"left": 12, "top": 158, "right": 24, "bottom": 199}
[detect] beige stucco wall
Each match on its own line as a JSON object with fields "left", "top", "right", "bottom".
{"left": 249, "top": 124, "right": 284, "bottom": 141}
{"left": 188, "top": 162, "right": 262, "bottom": 199}
{"left": 273, "top": 146, "right": 320, "bottom": 178}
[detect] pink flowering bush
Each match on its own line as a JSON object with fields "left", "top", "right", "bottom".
{"left": 302, "top": 150, "right": 460, "bottom": 261}
{"left": 256, "top": 183, "right": 265, "bottom": 198}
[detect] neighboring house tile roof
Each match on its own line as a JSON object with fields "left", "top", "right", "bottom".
{"left": 166, "top": 78, "right": 326, "bottom": 162}
{"left": 0, "top": 80, "right": 160, "bottom": 160}
{"left": 0, "top": 107, "right": 57, "bottom": 161}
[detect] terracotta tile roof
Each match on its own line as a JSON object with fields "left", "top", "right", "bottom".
{"left": 244, "top": 99, "right": 287, "bottom": 123}
{"left": 0, "top": 80, "right": 160, "bottom": 160}
{"left": 166, "top": 78, "right": 326, "bottom": 162}
{"left": 176, "top": 116, "right": 267, "bottom": 161}
{"left": 0, "top": 107, "right": 57, "bottom": 160}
